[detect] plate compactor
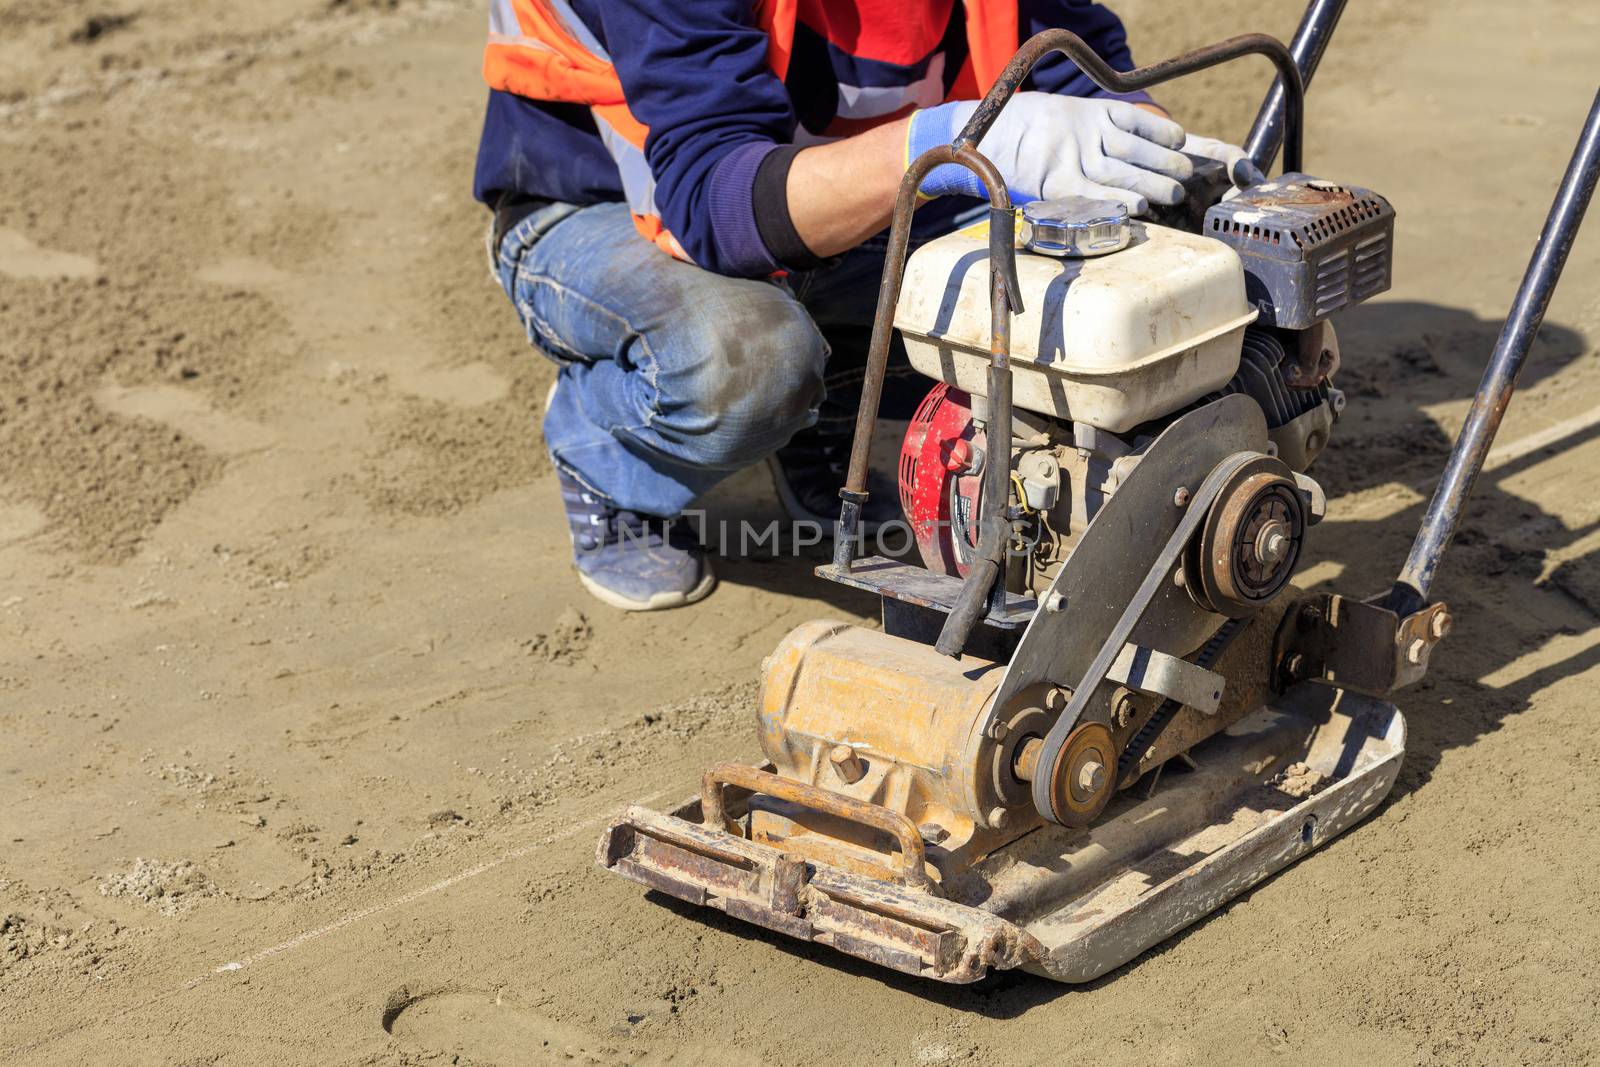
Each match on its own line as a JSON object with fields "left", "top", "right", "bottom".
{"left": 597, "top": 10, "right": 1600, "bottom": 984}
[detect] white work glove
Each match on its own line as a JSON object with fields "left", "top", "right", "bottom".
{"left": 1181, "top": 132, "right": 1263, "bottom": 186}
{"left": 907, "top": 93, "right": 1193, "bottom": 214}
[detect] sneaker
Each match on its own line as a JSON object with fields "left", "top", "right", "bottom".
{"left": 558, "top": 468, "right": 716, "bottom": 611}
{"left": 766, "top": 419, "right": 902, "bottom": 531}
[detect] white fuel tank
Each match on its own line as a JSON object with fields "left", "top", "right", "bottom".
{"left": 895, "top": 218, "right": 1257, "bottom": 432}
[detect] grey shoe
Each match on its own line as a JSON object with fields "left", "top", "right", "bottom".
{"left": 558, "top": 467, "right": 715, "bottom": 611}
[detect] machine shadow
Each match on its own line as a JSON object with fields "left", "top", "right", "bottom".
{"left": 1293, "top": 298, "right": 1595, "bottom": 794}
{"left": 649, "top": 299, "right": 1597, "bottom": 1014}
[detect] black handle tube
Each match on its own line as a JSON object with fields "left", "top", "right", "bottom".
{"left": 935, "top": 522, "right": 1005, "bottom": 657}
{"left": 1389, "top": 89, "right": 1600, "bottom": 615}
{"left": 1243, "top": 0, "right": 1349, "bottom": 174}
{"left": 954, "top": 30, "right": 1305, "bottom": 174}
{"left": 933, "top": 207, "right": 1021, "bottom": 657}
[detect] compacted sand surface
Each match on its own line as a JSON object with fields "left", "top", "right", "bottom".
{"left": 3, "top": 1, "right": 1599, "bottom": 1063}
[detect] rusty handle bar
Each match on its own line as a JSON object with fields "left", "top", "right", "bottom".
{"left": 952, "top": 30, "right": 1305, "bottom": 175}
{"left": 700, "top": 761, "right": 935, "bottom": 892}
{"left": 936, "top": 197, "right": 1021, "bottom": 655}
{"left": 1388, "top": 88, "right": 1600, "bottom": 616}
{"left": 834, "top": 143, "right": 1015, "bottom": 574}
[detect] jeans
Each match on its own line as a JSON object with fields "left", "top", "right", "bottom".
{"left": 493, "top": 198, "right": 976, "bottom": 516}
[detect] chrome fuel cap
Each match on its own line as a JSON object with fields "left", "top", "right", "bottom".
{"left": 1019, "top": 196, "right": 1131, "bottom": 257}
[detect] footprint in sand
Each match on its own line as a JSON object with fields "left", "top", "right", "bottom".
{"left": 95, "top": 383, "right": 276, "bottom": 456}
{"left": 382, "top": 987, "right": 747, "bottom": 1066}
{"left": 383, "top": 988, "right": 615, "bottom": 1065}
{"left": 0, "top": 226, "right": 98, "bottom": 280}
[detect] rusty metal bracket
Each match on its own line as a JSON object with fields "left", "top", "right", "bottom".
{"left": 701, "top": 762, "right": 936, "bottom": 893}
{"left": 1275, "top": 592, "right": 1453, "bottom": 697}
{"left": 1106, "top": 644, "right": 1226, "bottom": 715}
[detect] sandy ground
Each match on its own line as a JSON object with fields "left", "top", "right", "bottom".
{"left": 3, "top": 0, "right": 1600, "bottom": 1063}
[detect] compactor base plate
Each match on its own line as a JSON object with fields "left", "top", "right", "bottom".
{"left": 596, "top": 683, "right": 1403, "bottom": 984}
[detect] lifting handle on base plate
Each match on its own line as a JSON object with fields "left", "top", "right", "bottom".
{"left": 700, "top": 762, "right": 936, "bottom": 893}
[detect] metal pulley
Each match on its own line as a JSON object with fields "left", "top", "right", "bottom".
{"left": 1012, "top": 720, "right": 1117, "bottom": 828}
{"left": 1185, "top": 457, "right": 1308, "bottom": 617}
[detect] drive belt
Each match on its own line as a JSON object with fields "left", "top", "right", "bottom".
{"left": 1116, "top": 616, "right": 1246, "bottom": 781}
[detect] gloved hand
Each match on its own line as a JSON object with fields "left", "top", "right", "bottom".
{"left": 907, "top": 93, "right": 1193, "bottom": 214}
{"left": 1181, "top": 132, "right": 1264, "bottom": 187}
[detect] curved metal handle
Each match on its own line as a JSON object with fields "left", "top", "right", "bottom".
{"left": 831, "top": 143, "right": 1021, "bottom": 658}
{"left": 954, "top": 30, "right": 1306, "bottom": 175}
{"left": 834, "top": 142, "right": 1018, "bottom": 608}
{"left": 700, "top": 761, "right": 935, "bottom": 892}
{"left": 837, "top": 143, "right": 1014, "bottom": 507}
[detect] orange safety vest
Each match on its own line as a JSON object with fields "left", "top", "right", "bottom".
{"left": 482, "top": 0, "right": 1019, "bottom": 260}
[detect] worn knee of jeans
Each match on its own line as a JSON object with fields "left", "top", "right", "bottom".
{"left": 658, "top": 297, "right": 828, "bottom": 471}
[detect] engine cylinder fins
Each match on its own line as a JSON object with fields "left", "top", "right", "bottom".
{"left": 1186, "top": 459, "right": 1309, "bottom": 618}
{"left": 1220, "top": 325, "right": 1331, "bottom": 429}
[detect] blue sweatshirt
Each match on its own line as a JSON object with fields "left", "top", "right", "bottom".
{"left": 473, "top": 1, "right": 1150, "bottom": 277}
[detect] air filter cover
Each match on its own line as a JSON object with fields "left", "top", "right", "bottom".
{"left": 1204, "top": 174, "right": 1395, "bottom": 329}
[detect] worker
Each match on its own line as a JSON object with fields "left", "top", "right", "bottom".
{"left": 476, "top": 1, "right": 1247, "bottom": 610}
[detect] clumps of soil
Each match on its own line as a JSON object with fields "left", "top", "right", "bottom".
{"left": 357, "top": 374, "right": 551, "bottom": 516}
{"left": 1391, "top": 333, "right": 1450, "bottom": 378}
{"left": 634, "top": 683, "right": 757, "bottom": 741}
{"left": 0, "top": 912, "right": 124, "bottom": 991}
{"left": 1, "top": 913, "right": 64, "bottom": 971}
{"left": 1269, "top": 762, "right": 1331, "bottom": 800}
{"left": 68, "top": 13, "right": 135, "bottom": 44}
{"left": 1334, "top": 324, "right": 1501, "bottom": 399}
{"left": 1334, "top": 359, "right": 1389, "bottom": 400}
{"left": 97, "top": 857, "right": 215, "bottom": 916}
{"left": 1338, "top": 331, "right": 1451, "bottom": 399}
{"left": 1451, "top": 525, "right": 1545, "bottom": 581}
{"left": 0, "top": 878, "right": 124, "bottom": 989}
{"left": 524, "top": 607, "right": 591, "bottom": 664}
{"left": 155, "top": 763, "right": 217, "bottom": 792}
{"left": 210, "top": 532, "right": 333, "bottom": 590}
{"left": 325, "top": 0, "right": 410, "bottom": 12}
